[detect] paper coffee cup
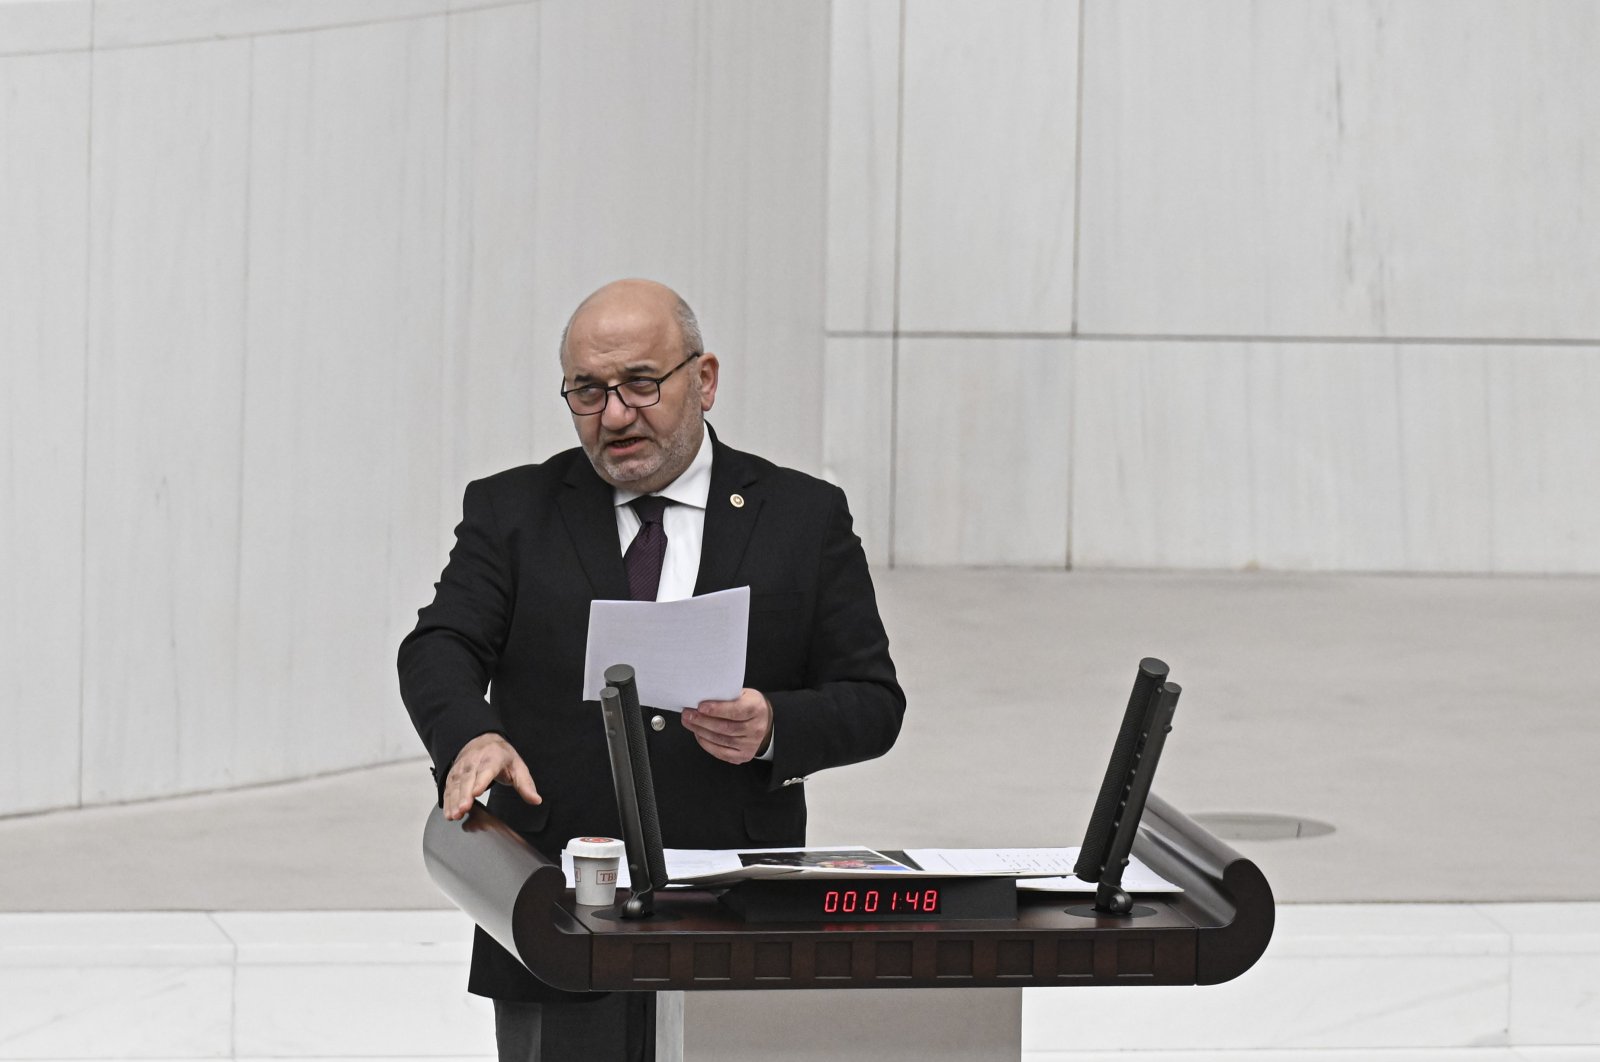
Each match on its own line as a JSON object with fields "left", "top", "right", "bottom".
{"left": 566, "top": 837, "right": 626, "bottom": 906}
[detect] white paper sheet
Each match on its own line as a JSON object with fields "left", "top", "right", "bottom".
{"left": 908, "top": 847, "right": 1080, "bottom": 876}
{"left": 565, "top": 846, "right": 934, "bottom": 889}
{"left": 581, "top": 586, "right": 750, "bottom": 711}
{"left": 1013, "top": 870, "right": 1179, "bottom": 894}
{"left": 905, "top": 847, "right": 1181, "bottom": 893}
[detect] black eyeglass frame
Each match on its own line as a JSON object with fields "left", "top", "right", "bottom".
{"left": 560, "top": 352, "right": 703, "bottom": 416}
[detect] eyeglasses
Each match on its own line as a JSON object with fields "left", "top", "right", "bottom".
{"left": 560, "top": 353, "right": 701, "bottom": 416}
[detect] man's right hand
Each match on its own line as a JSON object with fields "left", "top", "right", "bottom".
{"left": 443, "top": 733, "right": 541, "bottom": 821}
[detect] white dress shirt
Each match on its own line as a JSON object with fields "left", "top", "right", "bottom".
{"left": 611, "top": 431, "right": 712, "bottom": 602}
{"left": 611, "top": 431, "right": 773, "bottom": 759}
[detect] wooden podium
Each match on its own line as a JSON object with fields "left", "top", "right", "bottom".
{"left": 423, "top": 793, "right": 1273, "bottom": 1059}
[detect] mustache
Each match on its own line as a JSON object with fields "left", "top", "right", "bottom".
{"left": 599, "top": 430, "right": 653, "bottom": 445}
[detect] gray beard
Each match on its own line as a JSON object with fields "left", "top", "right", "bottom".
{"left": 594, "top": 415, "right": 703, "bottom": 492}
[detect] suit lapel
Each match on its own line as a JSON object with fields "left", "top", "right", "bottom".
{"left": 558, "top": 457, "right": 630, "bottom": 600}
{"left": 694, "top": 437, "right": 762, "bottom": 596}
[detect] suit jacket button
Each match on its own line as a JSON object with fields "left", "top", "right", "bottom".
{"left": 650, "top": 714, "right": 666, "bottom": 732}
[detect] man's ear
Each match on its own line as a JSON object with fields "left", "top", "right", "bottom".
{"left": 697, "top": 352, "right": 720, "bottom": 411}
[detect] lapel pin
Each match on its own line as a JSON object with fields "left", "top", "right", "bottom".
{"left": 730, "top": 493, "right": 745, "bottom": 508}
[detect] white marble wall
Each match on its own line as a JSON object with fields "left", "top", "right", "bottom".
{"left": 0, "top": 41, "right": 90, "bottom": 818}
{"left": 234, "top": 17, "right": 451, "bottom": 789}
{"left": 898, "top": 0, "right": 1078, "bottom": 334}
{"left": 0, "top": 0, "right": 830, "bottom": 815}
{"left": 528, "top": 0, "right": 829, "bottom": 475}
{"left": 822, "top": 337, "right": 895, "bottom": 566}
{"left": 1070, "top": 342, "right": 1600, "bottom": 573}
{"left": 8, "top": 0, "right": 1597, "bottom": 814}
{"left": 1075, "top": 0, "right": 1600, "bottom": 339}
{"left": 823, "top": 0, "right": 1600, "bottom": 573}
{"left": 825, "top": 0, "right": 900, "bottom": 336}
{"left": 79, "top": 37, "right": 253, "bottom": 804}
{"left": 441, "top": 3, "right": 543, "bottom": 507}
{"left": 895, "top": 338, "right": 1072, "bottom": 566}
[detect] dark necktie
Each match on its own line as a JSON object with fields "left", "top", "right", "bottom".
{"left": 624, "top": 495, "right": 670, "bottom": 601}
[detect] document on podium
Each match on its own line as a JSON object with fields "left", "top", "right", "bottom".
{"left": 663, "top": 846, "right": 933, "bottom": 886}
{"left": 569, "top": 846, "right": 923, "bottom": 890}
{"left": 571, "top": 845, "right": 1179, "bottom": 891}
{"left": 905, "top": 847, "right": 1182, "bottom": 893}
{"left": 581, "top": 586, "right": 749, "bottom": 711}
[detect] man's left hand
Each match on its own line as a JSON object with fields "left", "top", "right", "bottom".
{"left": 682, "top": 688, "right": 772, "bottom": 764}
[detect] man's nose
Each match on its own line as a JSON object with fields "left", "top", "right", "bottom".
{"left": 599, "top": 389, "right": 637, "bottom": 429}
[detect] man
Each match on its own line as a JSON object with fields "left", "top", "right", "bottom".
{"left": 398, "top": 279, "right": 905, "bottom": 1061}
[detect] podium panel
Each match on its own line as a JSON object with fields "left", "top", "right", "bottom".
{"left": 661, "top": 987, "right": 1020, "bottom": 1062}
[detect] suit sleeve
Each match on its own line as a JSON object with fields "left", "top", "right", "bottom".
{"left": 398, "top": 479, "right": 513, "bottom": 802}
{"left": 763, "top": 485, "right": 905, "bottom": 787}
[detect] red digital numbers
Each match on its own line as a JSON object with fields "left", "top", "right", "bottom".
{"left": 823, "top": 887, "right": 940, "bottom": 916}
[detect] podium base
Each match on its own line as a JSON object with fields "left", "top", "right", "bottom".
{"left": 656, "top": 987, "right": 1020, "bottom": 1062}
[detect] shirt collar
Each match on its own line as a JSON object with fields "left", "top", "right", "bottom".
{"left": 613, "top": 429, "right": 713, "bottom": 512}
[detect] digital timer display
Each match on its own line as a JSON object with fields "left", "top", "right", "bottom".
{"left": 719, "top": 877, "right": 1015, "bottom": 923}
{"left": 822, "top": 886, "right": 940, "bottom": 915}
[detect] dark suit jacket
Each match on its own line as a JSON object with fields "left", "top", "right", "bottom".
{"left": 398, "top": 431, "right": 905, "bottom": 1000}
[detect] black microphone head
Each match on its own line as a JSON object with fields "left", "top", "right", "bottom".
{"left": 1139, "top": 657, "right": 1169, "bottom": 681}
{"left": 604, "top": 665, "right": 640, "bottom": 711}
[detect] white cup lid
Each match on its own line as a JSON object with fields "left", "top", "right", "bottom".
{"left": 566, "top": 836, "right": 625, "bottom": 858}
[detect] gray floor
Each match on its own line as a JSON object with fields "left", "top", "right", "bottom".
{"left": 3, "top": 569, "right": 1596, "bottom": 910}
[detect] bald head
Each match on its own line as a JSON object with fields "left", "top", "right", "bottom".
{"left": 560, "top": 279, "right": 702, "bottom": 367}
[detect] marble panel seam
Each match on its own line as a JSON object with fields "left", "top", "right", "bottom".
{"left": 233, "top": 31, "right": 255, "bottom": 771}
{"left": 0, "top": 45, "right": 92, "bottom": 59}
{"left": 1067, "top": 0, "right": 1087, "bottom": 336}
{"left": 204, "top": 913, "right": 243, "bottom": 980}
{"left": 830, "top": 330, "right": 1600, "bottom": 347}
{"left": 1070, "top": 332, "right": 1600, "bottom": 348}
{"left": 888, "top": 0, "right": 906, "bottom": 574}
{"left": 78, "top": 3, "right": 539, "bottom": 54}
{"left": 73, "top": 32, "right": 93, "bottom": 814}
{"left": 447, "top": 0, "right": 535, "bottom": 14}
{"left": 890, "top": 0, "right": 907, "bottom": 339}
{"left": 887, "top": 331, "right": 900, "bottom": 568}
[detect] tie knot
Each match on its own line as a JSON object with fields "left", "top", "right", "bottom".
{"left": 631, "top": 495, "right": 669, "bottom": 527}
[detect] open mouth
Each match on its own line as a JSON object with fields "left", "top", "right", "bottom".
{"left": 605, "top": 437, "right": 648, "bottom": 456}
